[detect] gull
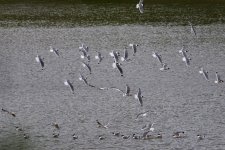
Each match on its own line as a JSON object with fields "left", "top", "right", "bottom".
{"left": 72, "top": 133, "right": 78, "bottom": 140}
{"left": 2, "top": 108, "right": 16, "bottom": 117}
{"left": 110, "top": 50, "right": 120, "bottom": 64}
{"left": 96, "top": 120, "right": 109, "bottom": 129}
{"left": 173, "top": 131, "right": 185, "bottom": 138}
{"left": 134, "top": 88, "right": 143, "bottom": 106}
{"left": 135, "top": 110, "right": 150, "bottom": 120}
{"left": 121, "top": 135, "right": 130, "bottom": 139}
{"left": 95, "top": 52, "right": 104, "bottom": 64}
{"left": 81, "top": 62, "right": 91, "bottom": 74}
{"left": 111, "top": 132, "right": 120, "bottom": 137}
{"left": 160, "top": 63, "right": 170, "bottom": 71}
{"left": 112, "top": 62, "right": 123, "bottom": 76}
{"left": 121, "top": 47, "right": 130, "bottom": 62}
{"left": 197, "top": 134, "right": 204, "bottom": 140}
{"left": 79, "top": 44, "right": 89, "bottom": 52}
{"left": 132, "top": 134, "right": 141, "bottom": 139}
{"left": 109, "top": 84, "right": 132, "bottom": 97}
{"left": 188, "top": 21, "right": 196, "bottom": 36}
{"left": 179, "top": 46, "right": 191, "bottom": 66}
{"left": 141, "top": 123, "right": 155, "bottom": 132}
{"left": 98, "top": 87, "right": 109, "bottom": 90}
{"left": 129, "top": 44, "right": 139, "bottom": 56}
{"left": 79, "top": 73, "right": 95, "bottom": 87}
{"left": 152, "top": 52, "right": 163, "bottom": 64}
{"left": 136, "top": 0, "right": 144, "bottom": 13}
{"left": 215, "top": 72, "right": 223, "bottom": 84}
{"left": 80, "top": 49, "right": 90, "bottom": 62}
{"left": 64, "top": 80, "right": 74, "bottom": 94}
{"left": 199, "top": 67, "right": 209, "bottom": 81}
{"left": 35, "top": 55, "right": 44, "bottom": 69}
{"left": 49, "top": 46, "right": 59, "bottom": 56}
{"left": 52, "top": 122, "right": 60, "bottom": 129}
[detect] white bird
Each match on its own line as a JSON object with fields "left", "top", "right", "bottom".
{"left": 80, "top": 49, "right": 90, "bottom": 62}
{"left": 79, "top": 73, "right": 95, "bottom": 87}
{"left": 110, "top": 50, "right": 120, "bottom": 63}
{"left": 188, "top": 21, "right": 196, "bottom": 36}
{"left": 141, "top": 123, "right": 155, "bottom": 132}
{"left": 96, "top": 120, "right": 109, "bottom": 129}
{"left": 152, "top": 52, "right": 163, "bottom": 64}
{"left": 112, "top": 62, "right": 123, "bottom": 76}
{"left": 135, "top": 110, "right": 150, "bottom": 120}
{"left": 49, "top": 46, "right": 59, "bottom": 56}
{"left": 121, "top": 47, "right": 130, "bottom": 62}
{"left": 79, "top": 44, "right": 89, "bottom": 52}
{"left": 215, "top": 72, "right": 223, "bottom": 84}
{"left": 109, "top": 84, "right": 132, "bottom": 97}
{"left": 35, "top": 55, "right": 44, "bottom": 69}
{"left": 179, "top": 46, "right": 191, "bottom": 66}
{"left": 136, "top": 0, "right": 144, "bottom": 13}
{"left": 95, "top": 52, "right": 104, "bottom": 64}
{"left": 134, "top": 88, "right": 143, "bottom": 106}
{"left": 160, "top": 63, "right": 170, "bottom": 71}
{"left": 64, "top": 80, "right": 74, "bottom": 94}
{"left": 81, "top": 62, "right": 91, "bottom": 74}
{"left": 129, "top": 44, "right": 138, "bottom": 56}
{"left": 199, "top": 67, "right": 209, "bottom": 81}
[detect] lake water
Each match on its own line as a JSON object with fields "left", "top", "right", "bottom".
{"left": 1, "top": 1, "right": 225, "bottom": 150}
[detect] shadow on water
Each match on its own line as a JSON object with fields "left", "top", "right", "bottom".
{"left": 0, "top": 0, "right": 225, "bottom": 27}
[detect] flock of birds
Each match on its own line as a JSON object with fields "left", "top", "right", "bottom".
{"left": 1, "top": 0, "right": 222, "bottom": 146}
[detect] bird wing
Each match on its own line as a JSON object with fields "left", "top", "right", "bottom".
{"left": 125, "top": 84, "right": 130, "bottom": 94}
{"left": 116, "top": 64, "right": 123, "bottom": 76}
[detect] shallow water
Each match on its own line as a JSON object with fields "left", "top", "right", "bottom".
{"left": 1, "top": 24, "right": 225, "bottom": 150}
{"left": 1, "top": 1, "right": 225, "bottom": 150}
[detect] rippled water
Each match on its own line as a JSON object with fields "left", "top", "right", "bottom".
{"left": 1, "top": 1, "right": 225, "bottom": 150}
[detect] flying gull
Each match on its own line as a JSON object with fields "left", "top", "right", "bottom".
{"left": 121, "top": 47, "right": 130, "bottom": 62}
{"left": 152, "top": 52, "right": 163, "bottom": 64}
{"left": 199, "top": 67, "right": 209, "bottom": 81}
{"left": 214, "top": 72, "right": 223, "bottom": 84}
{"left": 80, "top": 49, "right": 90, "bottom": 62}
{"left": 110, "top": 50, "right": 120, "bottom": 64}
{"left": 109, "top": 84, "right": 132, "bottom": 97}
{"left": 179, "top": 46, "right": 191, "bottom": 66}
{"left": 134, "top": 88, "right": 143, "bottom": 106}
{"left": 96, "top": 120, "right": 109, "bottom": 129}
{"left": 79, "top": 44, "right": 89, "bottom": 52}
{"left": 141, "top": 122, "right": 155, "bottom": 132}
{"left": 49, "top": 46, "right": 59, "bottom": 56}
{"left": 160, "top": 63, "right": 170, "bottom": 71}
{"left": 35, "top": 55, "right": 44, "bottom": 69}
{"left": 95, "top": 51, "right": 104, "bottom": 64}
{"left": 81, "top": 62, "right": 92, "bottom": 74}
{"left": 64, "top": 80, "right": 74, "bottom": 94}
{"left": 188, "top": 21, "right": 197, "bottom": 36}
{"left": 129, "top": 44, "right": 139, "bottom": 56}
{"left": 79, "top": 73, "right": 95, "bottom": 87}
{"left": 136, "top": 0, "right": 144, "bottom": 13}
{"left": 112, "top": 62, "right": 123, "bottom": 76}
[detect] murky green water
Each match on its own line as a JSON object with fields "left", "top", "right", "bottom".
{"left": 0, "top": 1, "right": 225, "bottom": 27}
